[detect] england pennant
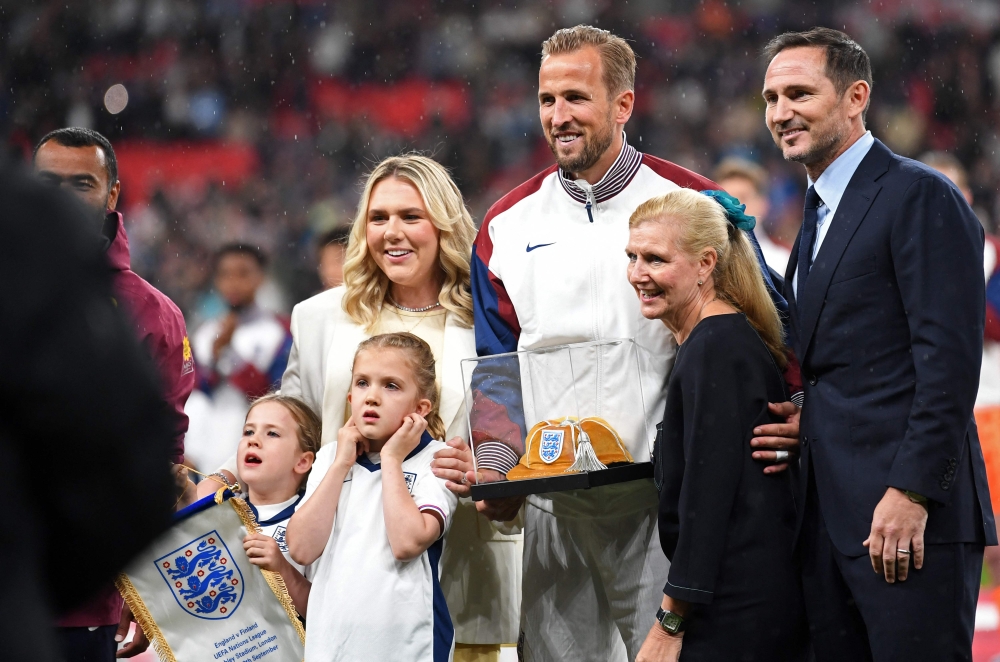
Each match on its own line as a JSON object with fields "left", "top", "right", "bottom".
{"left": 117, "top": 489, "right": 305, "bottom": 662}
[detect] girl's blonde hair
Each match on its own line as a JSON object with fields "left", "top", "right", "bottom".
{"left": 246, "top": 393, "right": 322, "bottom": 486}
{"left": 629, "top": 189, "right": 787, "bottom": 366}
{"left": 353, "top": 332, "right": 445, "bottom": 440}
{"left": 342, "top": 155, "right": 476, "bottom": 332}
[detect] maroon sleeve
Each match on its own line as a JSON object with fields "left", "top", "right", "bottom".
{"left": 145, "top": 304, "right": 195, "bottom": 463}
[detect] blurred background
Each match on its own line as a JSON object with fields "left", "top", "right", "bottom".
{"left": 7, "top": 1, "right": 1000, "bottom": 659}
{"left": 4, "top": 0, "right": 999, "bottom": 328}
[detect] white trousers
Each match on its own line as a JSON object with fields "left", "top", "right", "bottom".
{"left": 519, "top": 497, "right": 667, "bottom": 662}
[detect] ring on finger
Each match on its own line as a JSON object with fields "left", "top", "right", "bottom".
{"left": 774, "top": 449, "right": 790, "bottom": 462}
{"left": 896, "top": 548, "right": 911, "bottom": 555}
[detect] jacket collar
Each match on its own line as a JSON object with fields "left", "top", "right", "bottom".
{"left": 105, "top": 210, "right": 131, "bottom": 273}
{"left": 557, "top": 135, "right": 642, "bottom": 204}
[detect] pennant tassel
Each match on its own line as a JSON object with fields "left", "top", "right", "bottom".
{"left": 568, "top": 427, "right": 607, "bottom": 472}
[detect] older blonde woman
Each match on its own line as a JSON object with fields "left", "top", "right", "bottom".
{"left": 280, "top": 155, "right": 520, "bottom": 661}
{"left": 629, "top": 190, "right": 807, "bottom": 662}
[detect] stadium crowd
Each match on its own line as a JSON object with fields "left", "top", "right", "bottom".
{"left": 3, "top": 0, "right": 1000, "bottom": 320}
{"left": 6, "top": 3, "right": 1000, "bottom": 661}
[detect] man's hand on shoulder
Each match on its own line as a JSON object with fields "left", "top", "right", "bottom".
{"left": 471, "top": 468, "right": 524, "bottom": 522}
{"left": 750, "top": 401, "right": 801, "bottom": 474}
{"left": 864, "top": 487, "right": 928, "bottom": 583}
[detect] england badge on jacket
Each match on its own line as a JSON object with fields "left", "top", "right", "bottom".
{"left": 117, "top": 490, "right": 304, "bottom": 662}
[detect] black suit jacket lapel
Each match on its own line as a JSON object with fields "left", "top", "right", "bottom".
{"left": 798, "top": 140, "right": 893, "bottom": 358}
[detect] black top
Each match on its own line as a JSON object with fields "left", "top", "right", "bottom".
{"left": 656, "top": 314, "right": 797, "bottom": 606}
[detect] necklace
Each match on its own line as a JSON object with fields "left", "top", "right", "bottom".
{"left": 388, "top": 295, "right": 441, "bottom": 313}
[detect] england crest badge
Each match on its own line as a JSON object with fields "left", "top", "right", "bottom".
{"left": 155, "top": 530, "right": 244, "bottom": 620}
{"left": 539, "top": 429, "right": 564, "bottom": 464}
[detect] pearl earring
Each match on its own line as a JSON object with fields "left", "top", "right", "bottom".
{"left": 697, "top": 280, "right": 703, "bottom": 286}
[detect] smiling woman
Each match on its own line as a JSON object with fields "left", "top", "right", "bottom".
{"left": 628, "top": 189, "right": 807, "bottom": 662}
{"left": 276, "top": 154, "right": 523, "bottom": 660}
{"left": 341, "top": 156, "right": 475, "bottom": 331}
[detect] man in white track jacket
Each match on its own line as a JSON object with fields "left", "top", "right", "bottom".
{"left": 467, "top": 25, "right": 797, "bottom": 662}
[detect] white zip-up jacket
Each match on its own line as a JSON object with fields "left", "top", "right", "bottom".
{"left": 470, "top": 139, "right": 784, "bottom": 485}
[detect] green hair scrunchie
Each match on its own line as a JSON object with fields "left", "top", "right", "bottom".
{"left": 700, "top": 189, "right": 756, "bottom": 232}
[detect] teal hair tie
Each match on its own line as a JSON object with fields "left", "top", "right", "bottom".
{"left": 700, "top": 189, "right": 756, "bottom": 232}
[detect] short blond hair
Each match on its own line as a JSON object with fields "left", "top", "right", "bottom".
{"left": 342, "top": 154, "right": 476, "bottom": 331}
{"left": 541, "top": 25, "right": 636, "bottom": 97}
{"left": 629, "top": 189, "right": 786, "bottom": 366}
{"left": 713, "top": 157, "right": 769, "bottom": 196}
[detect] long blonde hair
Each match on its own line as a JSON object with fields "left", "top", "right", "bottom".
{"left": 353, "top": 333, "right": 445, "bottom": 440}
{"left": 342, "top": 155, "right": 476, "bottom": 331}
{"left": 629, "top": 189, "right": 787, "bottom": 366}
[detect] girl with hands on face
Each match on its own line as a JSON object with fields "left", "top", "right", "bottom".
{"left": 286, "top": 333, "right": 460, "bottom": 661}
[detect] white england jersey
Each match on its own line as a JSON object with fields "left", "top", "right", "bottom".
{"left": 245, "top": 493, "right": 306, "bottom": 575}
{"left": 302, "top": 432, "right": 458, "bottom": 662}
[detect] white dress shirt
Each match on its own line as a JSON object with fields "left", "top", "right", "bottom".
{"left": 793, "top": 131, "right": 875, "bottom": 297}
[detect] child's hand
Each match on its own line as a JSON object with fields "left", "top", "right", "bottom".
{"left": 381, "top": 414, "right": 427, "bottom": 464}
{"left": 334, "top": 420, "right": 368, "bottom": 469}
{"left": 243, "top": 533, "right": 288, "bottom": 573}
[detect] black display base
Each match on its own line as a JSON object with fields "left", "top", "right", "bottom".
{"left": 469, "top": 462, "right": 653, "bottom": 501}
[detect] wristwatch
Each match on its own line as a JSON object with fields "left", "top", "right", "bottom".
{"left": 656, "top": 607, "right": 685, "bottom": 635}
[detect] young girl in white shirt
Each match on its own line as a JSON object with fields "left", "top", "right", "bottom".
{"left": 237, "top": 393, "right": 320, "bottom": 617}
{"left": 287, "top": 332, "right": 459, "bottom": 662}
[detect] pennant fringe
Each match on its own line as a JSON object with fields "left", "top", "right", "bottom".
{"left": 227, "top": 495, "right": 307, "bottom": 645}
{"left": 114, "top": 572, "right": 177, "bottom": 662}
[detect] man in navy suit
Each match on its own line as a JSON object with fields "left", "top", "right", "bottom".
{"left": 762, "top": 27, "right": 996, "bottom": 661}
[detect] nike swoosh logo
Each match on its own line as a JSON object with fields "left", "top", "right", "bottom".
{"left": 526, "top": 242, "right": 556, "bottom": 252}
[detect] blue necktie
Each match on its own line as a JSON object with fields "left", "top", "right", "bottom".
{"left": 797, "top": 185, "right": 822, "bottom": 290}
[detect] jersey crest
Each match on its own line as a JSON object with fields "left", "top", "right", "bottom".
{"left": 271, "top": 525, "right": 289, "bottom": 552}
{"left": 155, "top": 530, "right": 244, "bottom": 620}
{"left": 404, "top": 471, "right": 417, "bottom": 494}
{"left": 539, "top": 430, "right": 564, "bottom": 464}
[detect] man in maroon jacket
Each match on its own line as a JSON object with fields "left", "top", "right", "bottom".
{"left": 34, "top": 128, "right": 195, "bottom": 661}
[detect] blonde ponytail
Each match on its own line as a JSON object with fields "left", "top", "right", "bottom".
{"left": 629, "top": 189, "right": 787, "bottom": 367}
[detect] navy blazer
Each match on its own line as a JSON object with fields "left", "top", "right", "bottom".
{"left": 786, "top": 138, "right": 996, "bottom": 557}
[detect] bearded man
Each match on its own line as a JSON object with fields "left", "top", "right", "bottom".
{"left": 465, "top": 25, "right": 799, "bottom": 662}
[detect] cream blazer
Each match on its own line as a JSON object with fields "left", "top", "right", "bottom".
{"left": 281, "top": 286, "right": 521, "bottom": 645}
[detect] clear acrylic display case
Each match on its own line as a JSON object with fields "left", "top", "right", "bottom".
{"left": 462, "top": 338, "right": 656, "bottom": 500}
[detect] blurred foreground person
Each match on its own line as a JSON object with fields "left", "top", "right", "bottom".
{"left": 630, "top": 190, "right": 807, "bottom": 662}
{"left": 921, "top": 151, "right": 1000, "bottom": 601}
{"left": 34, "top": 128, "right": 196, "bottom": 659}
{"left": 0, "top": 159, "right": 176, "bottom": 661}
{"left": 713, "top": 157, "right": 791, "bottom": 274}
{"left": 185, "top": 244, "right": 292, "bottom": 472}
{"left": 764, "top": 28, "right": 994, "bottom": 661}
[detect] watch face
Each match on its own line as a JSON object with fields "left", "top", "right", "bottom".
{"left": 661, "top": 611, "right": 683, "bottom": 633}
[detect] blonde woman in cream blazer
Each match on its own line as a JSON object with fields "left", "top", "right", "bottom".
{"left": 287, "top": 155, "right": 521, "bottom": 660}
